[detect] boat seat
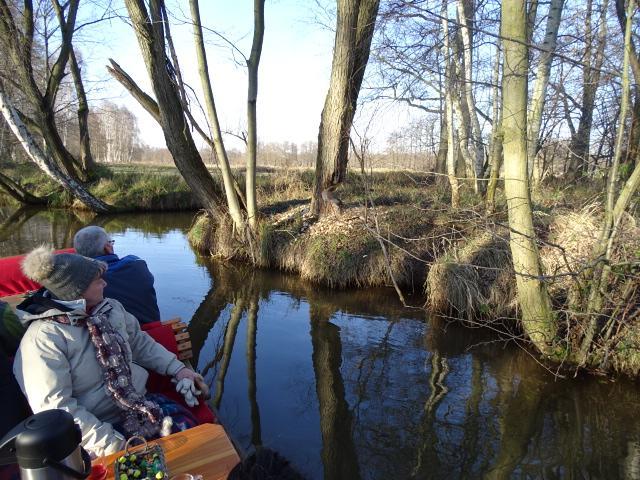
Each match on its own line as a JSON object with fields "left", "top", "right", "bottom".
{"left": 142, "top": 319, "right": 216, "bottom": 425}
{"left": 0, "top": 248, "right": 75, "bottom": 297}
{"left": 0, "top": 249, "right": 193, "bottom": 362}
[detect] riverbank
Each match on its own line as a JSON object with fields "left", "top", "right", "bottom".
{"left": 189, "top": 171, "right": 640, "bottom": 375}
{"left": 4, "top": 162, "right": 639, "bottom": 374}
{"left": 0, "top": 163, "right": 201, "bottom": 211}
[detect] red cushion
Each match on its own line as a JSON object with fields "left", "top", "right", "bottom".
{"left": 142, "top": 323, "right": 216, "bottom": 425}
{"left": 142, "top": 323, "right": 178, "bottom": 394}
{"left": 0, "top": 248, "right": 75, "bottom": 297}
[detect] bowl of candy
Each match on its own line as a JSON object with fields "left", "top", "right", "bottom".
{"left": 114, "top": 436, "right": 168, "bottom": 480}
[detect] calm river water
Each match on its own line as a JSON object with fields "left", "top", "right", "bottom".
{"left": 2, "top": 207, "right": 640, "bottom": 479}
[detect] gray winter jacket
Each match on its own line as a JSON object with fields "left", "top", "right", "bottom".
{"left": 12, "top": 293, "right": 185, "bottom": 458}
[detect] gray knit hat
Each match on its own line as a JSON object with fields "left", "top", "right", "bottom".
{"left": 21, "top": 246, "right": 107, "bottom": 301}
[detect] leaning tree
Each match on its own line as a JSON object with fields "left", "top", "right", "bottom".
{"left": 311, "top": 0, "right": 381, "bottom": 216}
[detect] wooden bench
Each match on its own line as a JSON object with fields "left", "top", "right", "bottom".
{"left": 155, "top": 317, "right": 193, "bottom": 362}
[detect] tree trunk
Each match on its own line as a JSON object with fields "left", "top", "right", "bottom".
{"left": 0, "top": 170, "right": 45, "bottom": 204}
{"left": 501, "top": 0, "right": 556, "bottom": 355}
{"left": 436, "top": 115, "right": 448, "bottom": 175}
{"left": 485, "top": 44, "right": 503, "bottom": 213}
{"left": 246, "top": 0, "right": 265, "bottom": 230}
{"left": 526, "top": 0, "right": 564, "bottom": 178}
{"left": 122, "top": 0, "right": 225, "bottom": 219}
{"left": 68, "top": 49, "right": 96, "bottom": 180}
{"left": 188, "top": 0, "right": 244, "bottom": 230}
{"left": 441, "top": 0, "right": 460, "bottom": 207}
{"left": 566, "top": 0, "right": 608, "bottom": 179}
{"left": 578, "top": 0, "right": 636, "bottom": 364}
{"left": 456, "top": 0, "right": 485, "bottom": 193}
{"left": 51, "top": 0, "right": 97, "bottom": 180}
{"left": 310, "top": 0, "right": 380, "bottom": 216}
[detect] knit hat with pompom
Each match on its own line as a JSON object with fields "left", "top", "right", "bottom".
{"left": 21, "top": 246, "right": 107, "bottom": 301}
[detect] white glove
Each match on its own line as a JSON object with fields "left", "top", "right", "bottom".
{"left": 172, "top": 377, "right": 201, "bottom": 407}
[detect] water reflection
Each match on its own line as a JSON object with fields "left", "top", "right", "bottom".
{"left": 310, "top": 306, "right": 361, "bottom": 480}
{"left": 197, "top": 260, "right": 640, "bottom": 480}
{"left": 3, "top": 208, "right": 640, "bottom": 479}
{"left": 0, "top": 207, "right": 85, "bottom": 253}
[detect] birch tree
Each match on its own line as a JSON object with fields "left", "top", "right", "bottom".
{"left": 441, "top": 0, "right": 460, "bottom": 207}
{"left": 0, "top": 0, "right": 110, "bottom": 212}
{"left": 0, "top": 84, "right": 109, "bottom": 211}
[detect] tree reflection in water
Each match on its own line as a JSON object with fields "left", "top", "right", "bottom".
{"left": 4, "top": 209, "right": 640, "bottom": 479}
{"left": 191, "top": 260, "right": 640, "bottom": 480}
{"left": 310, "top": 304, "right": 361, "bottom": 480}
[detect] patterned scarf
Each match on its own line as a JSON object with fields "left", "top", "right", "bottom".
{"left": 53, "top": 302, "right": 163, "bottom": 438}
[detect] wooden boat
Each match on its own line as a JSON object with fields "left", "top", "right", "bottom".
{"left": 0, "top": 250, "right": 240, "bottom": 479}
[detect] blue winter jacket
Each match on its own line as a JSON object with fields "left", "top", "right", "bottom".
{"left": 94, "top": 254, "right": 160, "bottom": 324}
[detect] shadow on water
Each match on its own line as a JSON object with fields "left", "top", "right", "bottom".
{"left": 4, "top": 208, "right": 640, "bottom": 479}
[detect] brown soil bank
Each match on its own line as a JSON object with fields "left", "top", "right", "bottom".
{"left": 189, "top": 172, "right": 640, "bottom": 376}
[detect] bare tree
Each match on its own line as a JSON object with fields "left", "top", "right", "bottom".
{"left": 245, "top": 0, "right": 265, "bottom": 230}
{"left": 565, "top": 0, "right": 609, "bottom": 178}
{"left": 527, "top": 0, "right": 565, "bottom": 181}
{"left": 119, "top": 0, "right": 225, "bottom": 218}
{"left": 501, "top": 0, "right": 556, "bottom": 355}
{"left": 0, "top": 0, "right": 110, "bottom": 212}
{"left": 188, "top": 0, "right": 244, "bottom": 230}
{"left": 311, "top": 0, "right": 381, "bottom": 216}
{"left": 577, "top": 0, "right": 639, "bottom": 365}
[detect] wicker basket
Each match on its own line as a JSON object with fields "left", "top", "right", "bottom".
{"left": 114, "top": 436, "right": 169, "bottom": 480}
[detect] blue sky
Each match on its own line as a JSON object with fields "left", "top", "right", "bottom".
{"left": 79, "top": 0, "right": 335, "bottom": 149}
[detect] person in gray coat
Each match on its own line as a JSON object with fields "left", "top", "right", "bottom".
{"left": 12, "top": 247, "right": 203, "bottom": 458}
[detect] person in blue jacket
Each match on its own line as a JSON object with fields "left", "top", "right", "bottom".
{"left": 73, "top": 226, "right": 160, "bottom": 324}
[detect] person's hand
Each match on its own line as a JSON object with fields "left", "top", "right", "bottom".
{"left": 174, "top": 368, "right": 210, "bottom": 399}
{"left": 173, "top": 368, "right": 206, "bottom": 407}
{"left": 175, "top": 367, "right": 198, "bottom": 383}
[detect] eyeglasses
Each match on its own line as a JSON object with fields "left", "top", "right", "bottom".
{"left": 108, "top": 240, "right": 115, "bottom": 245}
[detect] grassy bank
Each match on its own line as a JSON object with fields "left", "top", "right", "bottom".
{"left": 190, "top": 170, "right": 480, "bottom": 289}
{"left": 189, "top": 170, "right": 640, "bottom": 374}
{"left": 0, "top": 163, "right": 201, "bottom": 211}
{"left": 189, "top": 169, "right": 622, "bottom": 293}
{"left": 5, "top": 162, "right": 638, "bottom": 373}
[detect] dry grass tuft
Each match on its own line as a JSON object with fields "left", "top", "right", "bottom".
{"left": 541, "top": 205, "right": 640, "bottom": 294}
{"left": 425, "top": 229, "right": 515, "bottom": 322}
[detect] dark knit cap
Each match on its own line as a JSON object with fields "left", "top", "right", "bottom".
{"left": 21, "top": 246, "right": 107, "bottom": 301}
